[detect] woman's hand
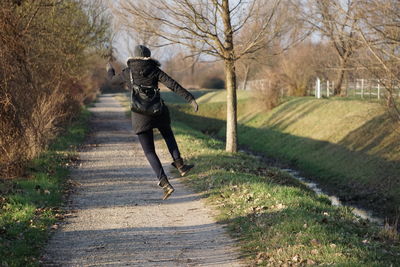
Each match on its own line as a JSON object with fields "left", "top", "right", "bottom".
{"left": 190, "top": 99, "right": 199, "bottom": 112}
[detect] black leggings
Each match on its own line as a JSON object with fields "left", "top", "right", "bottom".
{"left": 137, "top": 126, "right": 181, "bottom": 180}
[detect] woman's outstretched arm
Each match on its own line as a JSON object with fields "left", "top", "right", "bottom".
{"left": 106, "top": 63, "right": 126, "bottom": 87}
{"left": 157, "top": 69, "right": 195, "bottom": 102}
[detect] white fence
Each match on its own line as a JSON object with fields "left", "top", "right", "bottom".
{"left": 238, "top": 78, "right": 400, "bottom": 99}
{"left": 239, "top": 79, "right": 271, "bottom": 91}
{"left": 315, "top": 78, "right": 400, "bottom": 99}
{"left": 238, "top": 79, "right": 286, "bottom": 97}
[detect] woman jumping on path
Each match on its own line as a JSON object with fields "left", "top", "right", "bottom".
{"left": 106, "top": 45, "right": 198, "bottom": 200}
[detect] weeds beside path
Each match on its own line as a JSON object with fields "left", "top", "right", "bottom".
{"left": 0, "top": 109, "right": 90, "bottom": 266}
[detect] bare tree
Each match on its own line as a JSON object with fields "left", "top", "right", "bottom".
{"left": 112, "top": 0, "right": 288, "bottom": 152}
{"left": 355, "top": 0, "right": 400, "bottom": 121}
{"left": 113, "top": 1, "right": 161, "bottom": 48}
{"left": 279, "top": 43, "right": 321, "bottom": 96}
{"left": 300, "top": 0, "right": 361, "bottom": 95}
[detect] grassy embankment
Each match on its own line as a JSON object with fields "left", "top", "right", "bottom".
{"left": 171, "top": 120, "right": 399, "bottom": 266}
{"left": 164, "top": 90, "right": 400, "bottom": 220}
{"left": 0, "top": 110, "right": 90, "bottom": 266}
{"left": 117, "top": 93, "right": 400, "bottom": 266}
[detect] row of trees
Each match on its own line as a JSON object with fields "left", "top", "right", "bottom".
{"left": 0, "top": 0, "right": 110, "bottom": 178}
{"left": 110, "top": 0, "right": 399, "bottom": 152}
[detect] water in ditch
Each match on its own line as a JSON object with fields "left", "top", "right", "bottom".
{"left": 281, "top": 168, "right": 384, "bottom": 225}
{"left": 241, "top": 150, "right": 385, "bottom": 226}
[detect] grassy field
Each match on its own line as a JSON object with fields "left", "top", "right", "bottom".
{"left": 0, "top": 110, "right": 90, "bottom": 266}
{"left": 170, "top": 121, "right": 400, "bottom": 266}
{"left": 163, "top": 90, "right": 400, "bottom": 221}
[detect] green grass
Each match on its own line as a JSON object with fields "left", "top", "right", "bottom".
{"left": 0, "top": 109, "right": 90, "bottom": 267}
{"left": 166, "top": 94, "right": 400, "bottom": 220}
{"left": 170, "top": 121, "right": 400, "bottom": 266}
{"left": 159, "top": 88, "right": 250, "bottom": 104}
{"left": 195, "top": 89, "right": 251, "bottom": 103}
{"left": 160, "top": 89, "right": 217, "bottom": 104}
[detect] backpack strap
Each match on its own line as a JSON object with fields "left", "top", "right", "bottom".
{"left": 129, "top": 68, "right": 137, "bottom": 105}
{"left": 129, "top": 68, "right": 159, "bottom": 101}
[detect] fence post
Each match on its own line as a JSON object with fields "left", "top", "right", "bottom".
{"left": 315, "top": 78, "right": 317, "bottom": 97}
{"left": 327, "top": 81, "right": 330, "bottom": 97}
{"left": 361, "top": 79, "right": 364, "bottom": 99}
{"left": 316, "top": 78, "right": 321, "bottom": 99}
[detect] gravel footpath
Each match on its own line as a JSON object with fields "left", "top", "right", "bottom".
{"left": 43, "top": 94, "right": 244, "bottom": 267}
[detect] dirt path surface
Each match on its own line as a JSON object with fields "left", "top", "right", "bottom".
{"left": 43, "top": 94, "right": 244, "bottom": 267}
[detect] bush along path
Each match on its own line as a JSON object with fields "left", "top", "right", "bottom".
{"left": 0, "top": 110, "right": 90, "bottom": 266}
{"left": 170, "top": 121, "right": 400, "bottom": 266}
{"left": 42, "top": 94, "right": 244, "bottom": 266}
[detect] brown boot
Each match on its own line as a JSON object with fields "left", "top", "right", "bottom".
{"left": 171, "top": 158, "right": 194, "bottom": 176}
{"left": 158, "top": 176, "right": 175, "bottom": 200}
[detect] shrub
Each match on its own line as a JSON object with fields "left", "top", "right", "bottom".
{"left": 0, "top": 0, "right": 109, "bottom": 178}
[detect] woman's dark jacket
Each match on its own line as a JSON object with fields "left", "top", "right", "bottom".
{"left": 107, "top": 58, "right": 195, "bottom": 134}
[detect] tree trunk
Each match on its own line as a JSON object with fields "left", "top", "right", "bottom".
{"left": 224, "top": 58, "right": 238, "bottom": 153}
{"left": 221, "top": 0, "right": 238, "bottom": 152}
{"left": 334, "top": 57, "right": 347, "bottom": 95}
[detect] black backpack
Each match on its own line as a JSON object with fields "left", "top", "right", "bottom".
{"left": 129, "top": 68, "right": 164, "bottom": 116}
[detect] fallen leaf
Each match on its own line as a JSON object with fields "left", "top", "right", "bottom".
{"left": 307, "top": 259, "right": 316, "bottom": 265}
{"left": 276, "top": 203, "right": 286, "bottom": 210}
